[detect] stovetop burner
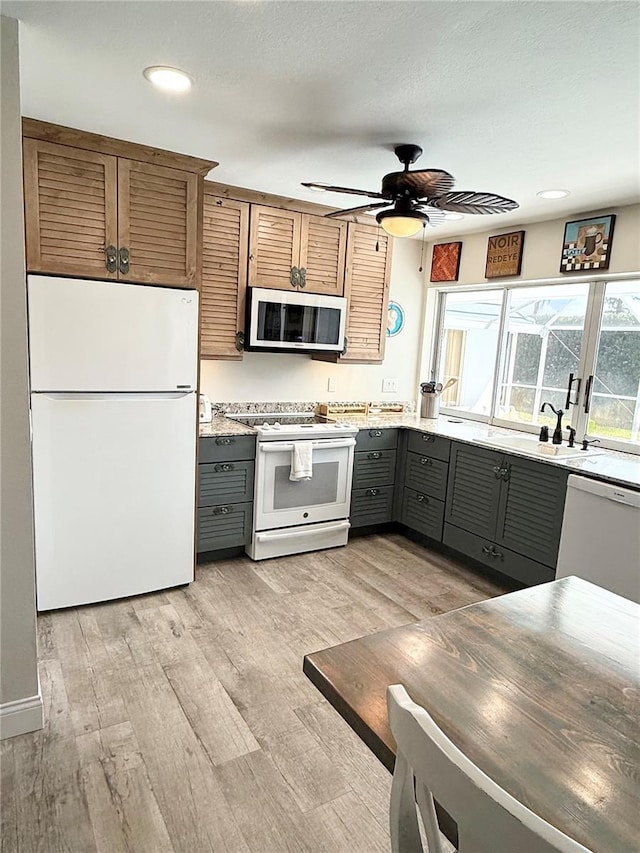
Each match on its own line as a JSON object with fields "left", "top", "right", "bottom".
{"left": 229, "top": 414, "right": 329, "bottom": 427}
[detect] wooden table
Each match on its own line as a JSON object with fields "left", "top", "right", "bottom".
{"left": 303, "top": 577, "right": 640, "bottom": 853}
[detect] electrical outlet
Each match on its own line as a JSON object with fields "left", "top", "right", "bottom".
{"left": 382, "top": 378, "right": 397, "bottom": 393}
{"left": 327, "top": 377, "right": 336, "bottom": 392}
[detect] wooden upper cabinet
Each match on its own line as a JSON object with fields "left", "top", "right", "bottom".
{"left": 341, "top": 224, "right": 393, "bottom": 362}
{"left": 22, "top": 121, "right": 216, "bottom": 287}
{"left": 248, "top": 206, "right": 346, "bottom": 295}
{"left": 299, "top": 214, "right": 347, "bottom": 296}
{"left": 200, "top": 193, "right": 249, "bottom": 360}
{"left": 23, "top": 139, "right": 118, "bottom": 278}
{"left": 117, "top": 159, "right": 199, "bottom": 287}
{"left": 248, "top": 206, "right": 300, "bottom": 290}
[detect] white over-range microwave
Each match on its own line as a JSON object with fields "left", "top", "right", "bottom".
{"left": 245, "top": 287, "right": 347, "bottom": 354}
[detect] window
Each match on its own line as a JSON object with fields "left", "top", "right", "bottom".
{"left": 432, "top": 278, "right": 640, "bottom": 452}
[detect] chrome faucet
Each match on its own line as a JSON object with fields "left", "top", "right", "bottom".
{"left": 540, "top": 402, "right": 565, "bottom": 445}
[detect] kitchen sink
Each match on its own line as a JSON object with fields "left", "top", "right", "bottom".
{"left": 479, "top": 434, "right": 606, "bottom": 457}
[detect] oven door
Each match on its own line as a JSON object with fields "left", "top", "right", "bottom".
{"left": 255, "top": 437, "right": 356, "bottom": 530}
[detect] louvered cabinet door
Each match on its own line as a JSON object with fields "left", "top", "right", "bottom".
{"left": 117, "top": 159, "right": 199, "bottom": 287}
{"left": 23, "top": 139, "right": 118, "bottom": 278}
{"left": 201, "top": 194, "right": 249, "bottom": 359}
{"left": 248, "top": 205, "right": 301, "bottom": 289}
{"left": 341, "top": 224, "right": 393, "bottom": 362}
{"left": 444, "top": 443, "right": 503, "bottom": 540}
{"left": 495, "top": 456, "right": 568, "bottom": 567}
{"left": 299, "top": 214, "right": 347, "bottom": 295}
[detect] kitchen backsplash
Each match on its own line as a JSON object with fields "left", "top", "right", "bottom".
{"left": 211, "top": 401, "right": 416, "bottom": 415}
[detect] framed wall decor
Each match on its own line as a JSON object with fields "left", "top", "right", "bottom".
{"left": 559, "top": 214, "right": 616, "bottom": 273}
{"left": 430, "top": 241, "right": 462, "bottom": 282}
{"left": 485, "top": 230, "right": 525, "bottom": 278}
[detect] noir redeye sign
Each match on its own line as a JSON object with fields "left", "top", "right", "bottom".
{"left": 485, "top": 230, "right": 525, "bottom": 278}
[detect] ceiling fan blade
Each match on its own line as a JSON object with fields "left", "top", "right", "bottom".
{"left": 432, "top": 191, "right": 519, "bottom": 214}
{"left": 325, "top": 202, "right": 391, "bottom": 219}
{"left": 414, "top": 205, "right": 447, "bottom": 226}
{"left": 400, "top": 169, "right": 455, "bottom": 198}
{"left": 301, "top": 182, "right": 384, "bottom": 199}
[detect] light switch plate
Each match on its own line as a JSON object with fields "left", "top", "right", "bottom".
{"left": 382, "top": 378, "right": 397, "bottom": 393}
{"left": 327, "top": 377, "right": 336, "bottom": 392}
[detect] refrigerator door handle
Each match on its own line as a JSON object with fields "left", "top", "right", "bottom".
{"left": 32, "top": 391, "right": 195, "bottom": 401}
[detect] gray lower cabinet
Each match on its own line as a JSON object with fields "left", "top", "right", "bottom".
{"left": 401, "top": 488, "right": 445, "bottom": 540}
{"left": 443, "top": 523, "right": 555, "bottom": 586}
{"left": 197, "top": 434, "right": 256, "bottom": 555}
{"left": 404, "top": 451, "right": 448, "bottom": 501}
{"left": 444, "top": 441, "right": 569, "bottom": 582}
{"left": 350, "top": 429, "right": 398, "bottom": 529}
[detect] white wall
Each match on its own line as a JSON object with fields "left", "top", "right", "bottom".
{"left": 200, "top": 238, "right": 426, "bottom": 404}
{"left": 0, "top": 16, "right": 42, "bottom": 738}
{"left": 426, "top": 203, "right": 640, "bottom": 287}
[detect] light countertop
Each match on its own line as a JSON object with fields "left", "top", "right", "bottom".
{"left": 199, "top": 412, "right": 640, "bottom": 490}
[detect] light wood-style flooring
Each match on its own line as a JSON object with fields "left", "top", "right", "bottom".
{"left": 1, "top": 533, "right": 509, "bottom": 853}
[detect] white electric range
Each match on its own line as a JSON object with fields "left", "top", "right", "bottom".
{"left": 227, "top": 413, "right": 358, "bottom": 560}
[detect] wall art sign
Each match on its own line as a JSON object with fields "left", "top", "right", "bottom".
{"left": 559, "top": 214, "right": 616, "bottom": 273}
{"left": 430, "top": 241, "right": 462, "bottom": 282}
{"left": 485, "top": 230, "right": 525, "bottom": 278}
{"left": 386, "top": 301, "right": 405, "bottom": 337}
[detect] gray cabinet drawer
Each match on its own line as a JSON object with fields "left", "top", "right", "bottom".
{"left": 406, "top": 431, "right": 451, "bottom": 462}
{"left": 404, "top": 451, "right": 448, "bottom": 500}
{"left": 352, "top": 449, "right": 396, "bottom": 489}
{"left": 198, "top": 461, "right": 254, "bottom": 507}
{"left": 199, "top": 434, "right": 256, "bottom": 464}
{"left": 443, "top": 523, "right": 554, "bottom": 586}
{"left": 197, "top": 502, "right": 252, "bottom": 551}
{"left": 355, "top": 428, "right": 398, "bottom": 452}
{"left": 350, "top": 485, "right": 394, "bottom": 528}
{"left": 401, "top": 488, "right": 445, "bottom": 541}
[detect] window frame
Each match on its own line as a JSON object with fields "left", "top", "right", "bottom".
{"left": 427, "top": 273, "right": 640, "bottom": 454}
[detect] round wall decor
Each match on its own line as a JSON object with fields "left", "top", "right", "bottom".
{"left": 386, "top": 301, "right": 405, "bottom": 337}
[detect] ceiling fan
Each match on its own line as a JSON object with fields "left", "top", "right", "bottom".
{"left": 302, "top": 144, "right": 519, "bottom": 237}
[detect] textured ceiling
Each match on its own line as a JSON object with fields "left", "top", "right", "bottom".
{"left": 5, "top": 0, "right": 640, "bottom": 237}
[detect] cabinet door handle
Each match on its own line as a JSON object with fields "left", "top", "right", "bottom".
{"left": 105, "top": 245, "right": 117, "bottom": 273}
{"left": 490, "top": 547, "right": 504, "bottom": 560}
{"left": 215, "top": 437, "right": 236, "bottom": 446}
{"left": 366, "top": 488, "right": 379, "bottom": 497}
{"left": 299, "top": 267, "right": 306, "bottom": 288}
{"left": 501, "top": 465, "right": 511, "bottom": 481}
{"left": 214, "top": 463, "right": 234, "bottom": 473}
{"left": 368, "top": 452, "right": 381, "bottom": 460}
{"left": 118, "top": 246, "right": 130, "bottom": 275}
{"left": 416, "top": 493, "right": 428, "bottom": 503}
{"left": 421, "top": 434, "right": 435, "bottom": 443}
{"left": 493, "top": 465, "right": 503, "bottom": 479}
{"left": 213, "top": 505, "right": 233, "bottom": 515}
{"left": 481, "top": 545, "right": 492, "bottom": 556}
{"left": 419, "top": 457, "right": 432, "bottom": 466}
{"left": 369, "top": 430, "right": 382, "bottom": 437}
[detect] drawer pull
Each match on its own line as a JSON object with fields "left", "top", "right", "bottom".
{"left": 421, "top": 434, "right": 435, "bottom": 443}
{"left": 368, "top": 451, "right": 381, "bottom": 460}
{"left": 419, "top": 457, "right": 433, "bottom": 466}
{"left": 215, "top": 437, "right": 236, "bottom": 446}
{"left": 416, "top": 493, "right": 428, "bottom": 503}
{"left": 214, "top": 463, "right": 234, "bottom": 473}
{"left": 481, "top": 544, "right": 504, "bottom": 560}
{"left": 369, "top": 429, "right": 383, "bottom": 437}
{"left": 481, "top": 545, "right": 492, "bottom": 555}
{"left": 366, "top": 488, "right": 379, "bottom": 497}
{"left": 213, "top": 505, "right": 233, "bottom": 515}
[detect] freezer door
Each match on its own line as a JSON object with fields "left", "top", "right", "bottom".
{"left": 31, "top": 392, "right": 196, "bottom": 610}
{"left": 28, "top": 276, "right": 198, "bottom": 391}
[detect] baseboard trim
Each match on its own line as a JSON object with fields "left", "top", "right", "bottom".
{"left": 0, "top": 685, "right": 43, "bottom": 740}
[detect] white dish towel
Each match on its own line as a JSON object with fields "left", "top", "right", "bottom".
{"left": 290, "top": 442, "right": 313, "bottom": 481}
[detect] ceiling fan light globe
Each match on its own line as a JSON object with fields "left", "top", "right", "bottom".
{"left": 376, "top": 209, "right": 427, "bottom": 238}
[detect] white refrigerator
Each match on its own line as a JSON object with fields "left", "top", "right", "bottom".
{"left": 28, "top": 275, "right": 199, "bottom": 611}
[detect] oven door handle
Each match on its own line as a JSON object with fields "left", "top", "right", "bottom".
{"left": 255, "top": 521, "right": 351, "bottom": 542}
{"left": 259, "top": 438, "right": 356, "bottom": 453}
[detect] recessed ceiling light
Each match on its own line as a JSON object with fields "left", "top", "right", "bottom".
{"left": 444, "top": 212, "right": 464, "bottom": 221}
{"left": 537, "top": 189, "right": 570, "bottom": 200}
{"left": 143, "top": 66, "right": 193, "bottom": 93}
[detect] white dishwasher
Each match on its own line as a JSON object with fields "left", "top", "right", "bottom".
{"left": 556, "top": 475, "right": 640, "bottom": 603}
